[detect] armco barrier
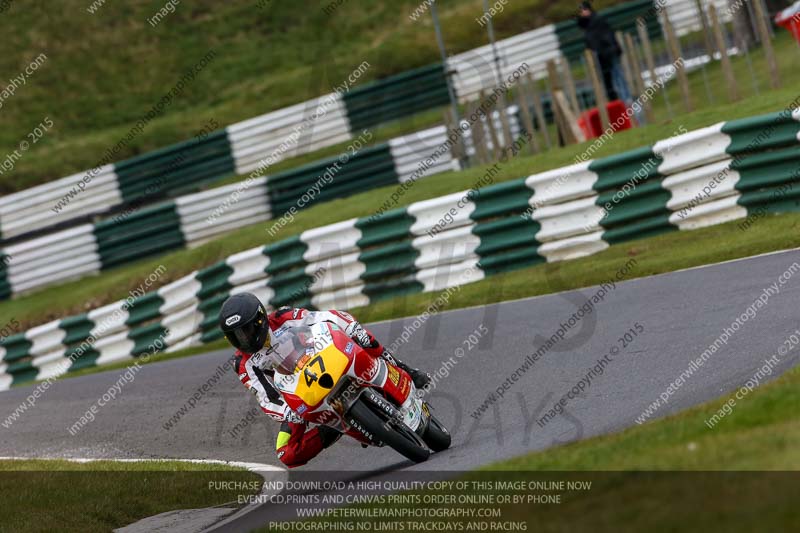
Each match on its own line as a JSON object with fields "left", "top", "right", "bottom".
{"left": 343, "top": 63, "right": 451, "bottom": 131}
{"left": 0, "top": 0, "right": 725, "bottom": 248}
{"left": 0, "top": 165, "right": 121, "bottom": 239}
{"left": 176, "top": 177, "right": 271, "bottom": 247}
{"left": 3, "top": 224, "right": 101, "bottom": 295}
{"left": 115, "top": 129, "right": 236, "bottom": 202}
{"left": 226, "top": 92, "right": 353, "bottom": 176}
{"left": 0, "top": 67, "right": 446, "bottom": 248}
{"left": 266, "top": 144, "right": 398, "bottom": 214}
{"left": 1, "top": 108, "right": 797, "bottom": 390}
{"left": 0, "top": 255, "right": 10, "bottom": 301}
{"left": 94, "top": 203, "right": 186, "bottom": 269}
{"left": 0, "top": 121, "right": 474, "bottom": 297}
{"left": 665, "top": 0, "right": 732, "bottom": 35}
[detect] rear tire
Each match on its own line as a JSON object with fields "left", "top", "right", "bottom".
{"left": 348, "top": 398, "right": 431, "bottom": 463}
{"left": 423, "top": 410, "right": 451, "bottom": 452}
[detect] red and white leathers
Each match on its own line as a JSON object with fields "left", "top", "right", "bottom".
{"left": 233, "top": 307, "right": 386, "bottom": 467}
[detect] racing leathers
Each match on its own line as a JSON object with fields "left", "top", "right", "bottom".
{"left": 233, "top": 307, "right": 406, "bottom": 468}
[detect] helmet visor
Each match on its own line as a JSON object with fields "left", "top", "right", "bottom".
{"left": 225, "top": 318, "right": 268, "bottom": 353}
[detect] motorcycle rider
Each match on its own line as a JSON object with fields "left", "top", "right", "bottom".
{"left": 219, "top": 292, "right": 431, "bottom": 468}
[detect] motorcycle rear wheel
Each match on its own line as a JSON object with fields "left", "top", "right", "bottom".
{"left": 348, "top": 398, "right": 431, "bottom": 463}
{"left": 422, "top": 410, "right": 451, "bottom": 452}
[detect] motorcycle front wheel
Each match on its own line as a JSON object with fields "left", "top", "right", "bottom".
{"left": 348, "top": 398, "right": 431, "bottom": 463}
{"left": 422, "top": 408, "right": 451, "bottom": 452}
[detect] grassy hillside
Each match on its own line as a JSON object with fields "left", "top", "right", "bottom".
{"left": 0, "top": 0, "right": 610, "bottom": 193}
{"left": 2, "top": 9, "right": 798, "bottom": 333}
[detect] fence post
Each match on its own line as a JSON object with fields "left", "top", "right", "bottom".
{"left": 616, "top": 31, "right": 637, "bottom": 102}
{"left": 559, "top": 57, "right": 581, "bottom": 116}
{"left": 729, "top": 0, "right": 757, "bottom": 50}
{"left": 583, "top": 50, "right": 610, "bottom": 132}
{"left": 662, "top": 10, "right": 693, "bottom": 113}
{"left": 693, "top": 0, "right": 716, "bottom": 59}
{"left": 526, "top": 72, "right": 551, "bottom": 150}
{"left": 442, "top": 110, "right": 466, "bottom": 165}
{"left": 624, "top": 32, "right": 654, "bottom": 123}
{"left": 751, "top": 0, "right": 781, "bottom": 89}
{"left": 637, "top": 18, "right": 672, "bottom": 119}
{"left": 479, "top": 90, "right": 503, "bottom": 160}
{"left": 709, "top": 4, "right": 740, "bottom": 102}
{"left": 554, "top": 91, "right": 586, "bottom": 144}
{"left": 515, "top": 85, "right": 540, "bottom": 154}
{"left": 496, "top": 92, "right": 515, "bottom": 155}
{"left": 546, "top": 60, "right": 566, "bottom": 146}
{"left": 468, "top": 101, "right": 490, "bottom": 165}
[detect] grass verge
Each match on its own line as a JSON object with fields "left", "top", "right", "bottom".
{"left": 0, "top": 459, "right": 262, "bottom": 533}
{"left": 492, "top": 364, "right": 800, "bottom": 471}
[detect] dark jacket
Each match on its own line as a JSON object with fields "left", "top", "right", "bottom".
{"left": 578, "top": 13, "right": 621, "bottom": 65}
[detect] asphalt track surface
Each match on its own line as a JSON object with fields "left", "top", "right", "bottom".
{"left": 3, "top": 249, "right": 800, "bottom": 529}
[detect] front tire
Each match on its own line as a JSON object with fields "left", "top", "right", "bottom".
{"left": 348, "top": 398, "right": 431, "bottom": 463}
{"left": 423, "top": 410, "right": 451, "bottom": 452}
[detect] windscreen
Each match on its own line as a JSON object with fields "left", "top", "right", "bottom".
{"left": 271, "top": 322, "right": 334, "bottom": 375}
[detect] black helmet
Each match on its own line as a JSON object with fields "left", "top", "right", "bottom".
{"left": 219, "top": 293, "right": 270, "bottom": 353}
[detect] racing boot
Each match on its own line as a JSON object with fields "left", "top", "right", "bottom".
{"left": 381, "top": 349, "right": 431, "bottom": 389}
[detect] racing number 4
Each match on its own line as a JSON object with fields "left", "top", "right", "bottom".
{"left": 303, "top": 355, "right": 326, "bottom": 386}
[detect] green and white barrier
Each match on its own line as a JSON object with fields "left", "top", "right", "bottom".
{"left": 2, "top": 108, "right": 798, "bottom": 390}
{"left": 0, "top": 165, "right": 122, "bottom": 239}
{"left": 227, "top": 93, "right": 352, "bottom": 176}
{"left": 0, "top": 121, "right": 470, "bottom": 298}
{"left": 0, "top": 68, "right": 450, "bottom": 248}
{"left": 0, "top": 0, "right": 726, "bottom": 247}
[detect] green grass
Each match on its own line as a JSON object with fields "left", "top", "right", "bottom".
{"left": 0, "top": 459, "right": 262, "bottom": 533}
{"left": 2, "top": 29, "right": 799, "bottom": 331}
{"left": 39, "top": 211, "right": 800, "bottom": 383}
{"left": 0, "top": 0, "right": 618, "bottom": 193}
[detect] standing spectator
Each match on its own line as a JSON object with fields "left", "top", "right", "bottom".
{"left": 577, "top": 1, "right": 631, "bottom": 104}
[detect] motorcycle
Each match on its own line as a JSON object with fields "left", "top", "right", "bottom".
{"left": 271, "top": 321, "right": 451, "bottom": 463}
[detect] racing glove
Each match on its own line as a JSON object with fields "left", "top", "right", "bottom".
{"left": 250, "top": 350, "right": 273, "bottom": 372}
{"left": 284, "top": 409, "right": 305, "bottom": 424}
{"left": 345, "top": 321, "right": 376, "bottom": 348}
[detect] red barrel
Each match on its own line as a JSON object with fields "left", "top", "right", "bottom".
{"left": 578, "top": 100, "right": 632, "bottom": 139}
{"left": 775, "top": 2, "right": 800, "bottom": 44}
